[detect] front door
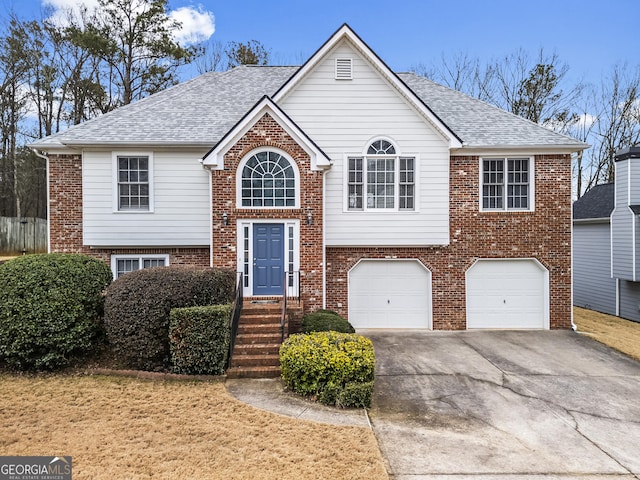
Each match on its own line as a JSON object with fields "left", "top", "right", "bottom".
{"left": 253, "top": 223, "right": 284, "bottom": 295}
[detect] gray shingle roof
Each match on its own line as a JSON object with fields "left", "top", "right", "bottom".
{"left": 573, "top": 183, "right": 614, "bottom": 220}
{"left": 31, "top": 65, "right": 587, "bottom": 150}
{"left": 399, "top": 73, "right": 586, "bottom": 148}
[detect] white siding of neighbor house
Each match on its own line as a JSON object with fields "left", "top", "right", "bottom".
{"left": 611, "top": 161, "right": 635, "bottom": 280}
{"left": 83, "top": 149, "right": 210, "bottom": 246}
{"left": 279, "top": 40, "right": 450, "bottom": 246}
{"left": 573, "top": 222, "right": 616, "bottom": 316}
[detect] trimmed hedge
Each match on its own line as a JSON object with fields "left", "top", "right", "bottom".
{"left": 103, "top": 267, "right": 235, "bottom": 370}
{"left": 169, "top": 304, "right": 232, "bottom": 375}
{"left": 0, "top": 254, "right": 112, "bottom": 370}
{"left": 301, "top": 310, "right": 355, "bottom": 334}
{"left": 279, "top": 331, "right": 375, "bottom": 408}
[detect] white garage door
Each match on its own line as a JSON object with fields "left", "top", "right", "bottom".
{"left": 466, "top": 259, "right": 548, "bottom": 329}
{"left": 349, "top": 260, "right": 431, "bottom": 328}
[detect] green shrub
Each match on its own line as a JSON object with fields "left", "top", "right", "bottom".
{"left": 301, "top": 310, "right": 355, "bottom": 334}
{"left": 0, "top": 253, "right": 112, "bottom": 370}
{"left": 103, "top": 267, "right": 235, "bottom": 371}
{"left": 169, "top": 304, "right": 232, "bottom": 375}
{"left": 279, "top": 331, "right": 375, "bottom": 407}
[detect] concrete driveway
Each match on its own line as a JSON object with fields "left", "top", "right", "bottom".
{"left": 364, "top": 330, "right": 640, "bottom": 480}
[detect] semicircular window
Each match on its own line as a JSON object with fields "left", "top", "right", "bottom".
{"left": 241, "top": 151, "right": 296, "bottom": 207}
{"left": 367, "top": 139, "right": 396, "bottom": 155}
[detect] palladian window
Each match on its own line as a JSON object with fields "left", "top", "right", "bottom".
{"left": 241, "top": 151, "right": 296, "bottom": 207}
{"left": 348, "top": 140, "right": 415, "bottom": 211}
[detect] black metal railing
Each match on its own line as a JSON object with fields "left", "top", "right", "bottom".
{"left": 227, "top": 272, "right": 244, "bottom": 369}
{"left": 281, "top": 270, "right": 301, "bottom": 342}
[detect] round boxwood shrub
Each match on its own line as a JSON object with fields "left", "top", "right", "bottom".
{"left": 301, "top": 310, "right": 355, "bottom": 334}
{"left": 0, "top": 253, "right": 113, "bottom": 370}
{"left": 279, "top": 331, "right": 375, "bottom": 408}
{"left": 103, "top": 267, "right": 235, "bottom": 371}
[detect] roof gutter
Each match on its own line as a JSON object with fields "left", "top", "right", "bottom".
{"left": 572, "top": 217, "right": 611, "bottom": 224}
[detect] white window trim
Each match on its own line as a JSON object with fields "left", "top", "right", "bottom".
{"left": 112, "top": 151, "right": 154, "bottom": 213}
{"left": 343, "top": 138, "right": 419, "bottom": 212}
{"left": 236, "top": 219, "right": 300, "bottom": 297}
{"left": 110, "top": 253, "right": 170, "bottom": 279}
{"left": 235, "top": 147, "right": 301, "bottom": 209}
{"left": 479, "top": 156, "right": 535, "bottom": 212}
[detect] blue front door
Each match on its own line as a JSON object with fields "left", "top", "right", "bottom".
{"left": 253, "top": 223, "right": 284, "bottom": 295}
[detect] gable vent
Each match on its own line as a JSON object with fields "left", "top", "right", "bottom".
{"left": 335, "top": 58, "right": 353, "bottom": 80}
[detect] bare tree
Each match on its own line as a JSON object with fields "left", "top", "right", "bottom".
{"left": 194, "top": 38, "right": 224, "bottom": 74}
{"left": 580, "top": 64, "right": 640, "bottom": 194}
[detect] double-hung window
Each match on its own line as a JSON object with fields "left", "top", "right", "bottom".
{"left": 116, "top": 155, "right": 151, "bottom": 211}
{"left": 481, "top": 157, "right": 532, "bottom": 211}
{"left": 348, "top": 140, "right": 415, "bottom": 211}
{"left": 111, "top": 254, "right": 169, "bottom": 279}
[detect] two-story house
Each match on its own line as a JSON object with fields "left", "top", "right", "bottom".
{"left": 31, "top": 25, "right": 587, "bottom": 330}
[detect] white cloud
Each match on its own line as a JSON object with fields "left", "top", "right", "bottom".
{"left": 42, "top": 0, "right": 99, "bottom": 26}
{"left": 41, "top": 0, "right": 215, "bottom": 45}
{"left": 170, "top": 6, "right": 215, "bottom": 44}
{"left": 576, "top": 113, "right": 596, "bottom": 128}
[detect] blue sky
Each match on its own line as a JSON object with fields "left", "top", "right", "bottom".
{"left": 3, "top": 0, "right": 639, "bottom": 85}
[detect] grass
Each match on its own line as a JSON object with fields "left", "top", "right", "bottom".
{"left": 0, "top": 374, "right": 388, "bottom": 479}
{"left": 574, "top": 306, "right": 640, "bottom": 361}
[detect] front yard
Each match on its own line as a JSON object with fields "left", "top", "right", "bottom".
{"left": 574, "top": 306, "right": 640, "bottom": 360}
{"left": 1, "top": 306, "right": 638, "bottom": 479}
{"left": 0, "top": 375, "right": 387, "bottom": 479}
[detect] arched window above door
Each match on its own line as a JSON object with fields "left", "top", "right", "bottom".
{"left": 239, "top": 150, "right": 298, "bottom": 207}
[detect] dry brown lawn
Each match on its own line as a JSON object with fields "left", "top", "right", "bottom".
{"left": 0, "top": 375, "right": 388, "bottom": 480}
{"left": 574, "top": 306, "right": 640, "bottom": 360}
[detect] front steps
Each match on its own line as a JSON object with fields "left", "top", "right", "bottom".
{"left": 226, "top": 301, "right": 284, "bottom": 379}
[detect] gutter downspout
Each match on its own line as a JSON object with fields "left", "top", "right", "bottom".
{"left": 32, "top": 149, "right": 50, "bottom": 253}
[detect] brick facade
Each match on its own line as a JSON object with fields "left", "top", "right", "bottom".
{"left": 325, "top": 154, "right": 572, "bottom": 330}
{"left": 210, "top": 112, "right": 324, "bottom": 311}
{"left": 49, "top": 147, "right": 571, "bottom": 329}
{"left": 48, "top": 153, "right": 210, "bottom": 269}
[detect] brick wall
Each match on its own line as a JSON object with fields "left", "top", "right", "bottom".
{"left": 326, "top": 154, "right": 572, "bottom": 330}
{"left": 48, "top": 154, "right": 210, "bottom": 269}
{"left": 211, "top": 112, "right": 324, "bottom": 310}
{"left": 49, "top": 154, "right": 85, "bottom": 254}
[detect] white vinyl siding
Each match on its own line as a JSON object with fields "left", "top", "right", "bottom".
{"left": 279, "top": 40, "right": 449, "bottom": 246}
{"left": 83, "top": 149, "right": 211, "bottom": 247}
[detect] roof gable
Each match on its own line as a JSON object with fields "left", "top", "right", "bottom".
{"left": 273, "top": 24, "right": 462, "bottom": 149}
{"left": 202, "top": 96, "right": 331, "bottom": 171}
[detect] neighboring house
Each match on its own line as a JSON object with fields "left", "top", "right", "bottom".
{"left": 573, "top": 147, "right": 640, "bottom": 322}
{"left": 31, "top": 24, "right": 587, "bottom": 330}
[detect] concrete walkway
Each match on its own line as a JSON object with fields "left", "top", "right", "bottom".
{"left": 226, "top": 330, "right": 640, "bottom": 479}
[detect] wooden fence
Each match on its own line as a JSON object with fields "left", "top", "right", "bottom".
{"left": 0, "top": 217, "right": 47, "bottom": 255}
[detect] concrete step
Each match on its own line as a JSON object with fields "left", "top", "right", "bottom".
{"left": 226, "top": 366, "right": 281, "bottom": 379}
{"left": 231, "top": 354, "right": 280, "bottom": 368}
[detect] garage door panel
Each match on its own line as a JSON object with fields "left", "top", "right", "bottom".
{"left": 349, "top": 260, "right": 431, "bottom": 329}
{"left": 466, "top": 259, "right": 548, "bottom": 329}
